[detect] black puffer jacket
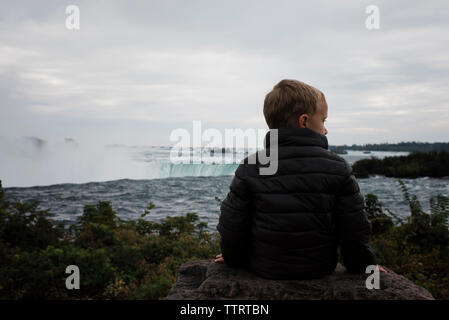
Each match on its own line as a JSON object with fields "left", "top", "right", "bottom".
{"left": 217, "top": 128, "right": 376, "bottom": 279}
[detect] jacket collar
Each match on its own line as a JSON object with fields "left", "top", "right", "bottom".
{"left": 264, "top": 128, "right": 328, "bottom": 150}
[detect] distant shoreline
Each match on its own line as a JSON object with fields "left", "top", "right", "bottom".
{"left": 330, "top": 142, "right": 449, "bottom": 153}
{"left": 352, "top": 151, "right": 449, "bottom": 178}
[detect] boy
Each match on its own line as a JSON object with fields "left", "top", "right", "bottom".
{"left": 215, "top": 79, "right": 384, "bottom": 279}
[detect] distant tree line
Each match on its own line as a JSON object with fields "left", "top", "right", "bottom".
{"left": 330, "top": 142, "right": 449, "bottom": 152}
{"left": 328, "top": 146, "right": 348, "bottom": 154}
{"left": 352, "top": 151, "right": 449, "bottom": 178}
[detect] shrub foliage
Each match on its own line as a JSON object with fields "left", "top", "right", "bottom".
{"left": 0, "top": 180, "right": 220, "bottom": 299}
{"left": 1, "top": 178, "right": 448, "bottom": 299}
{"left": 352, "top": 151, "right": 449, "bottom": 178}
{"left": 366, "top": 179, "right": 449, "bottom": 299}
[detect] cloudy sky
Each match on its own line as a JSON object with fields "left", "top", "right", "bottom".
{"left": 1, "top": 0, "right": 448, "bottom": 147}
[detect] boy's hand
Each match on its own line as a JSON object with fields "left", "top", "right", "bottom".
{"left": 377, "top": 265, "right": 387, "bottom": 273}
{"left": 214, "top": 254, "right": 224, "bottom": 263}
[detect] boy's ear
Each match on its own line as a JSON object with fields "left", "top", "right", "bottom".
{"left": 298, "top": 114, "right": 308, "bottom": 128}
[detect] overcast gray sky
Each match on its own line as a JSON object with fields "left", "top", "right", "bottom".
{"left": 1, "top": 0, "right": 448, "bottom": 147}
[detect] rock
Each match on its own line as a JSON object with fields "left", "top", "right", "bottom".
{"left": 166, "top": 260, "right": 434, "bottom": 300}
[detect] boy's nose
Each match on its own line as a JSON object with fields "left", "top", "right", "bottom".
{"left": 324, "top": 127, "right": 328, "bottom": 135}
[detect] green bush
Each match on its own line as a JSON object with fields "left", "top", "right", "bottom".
{"left": 353, "top": 150, "right": 449, "bottom": 178}
{"left": 0, "top": 180, "right": 220, "bottom": 300}
{"left": 1, "top": 177, "right": 448, "bottom": 299}
{"left": 368, "top": 179, "right": 449, "bottom": 299}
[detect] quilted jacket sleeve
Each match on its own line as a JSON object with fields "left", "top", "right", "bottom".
{"left": 216, "top": 165, "right": 253, "bottom": 268}
{"left": 334, "top": 161, "right": 377, "bottom": 273}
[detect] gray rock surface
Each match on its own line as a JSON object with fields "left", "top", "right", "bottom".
{"left": 166, "top": 260, "right": 434, "bottom": 300}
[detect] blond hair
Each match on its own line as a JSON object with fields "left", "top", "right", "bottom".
{"left": 263, "top": 79, "right": 325, "bottom": 129}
